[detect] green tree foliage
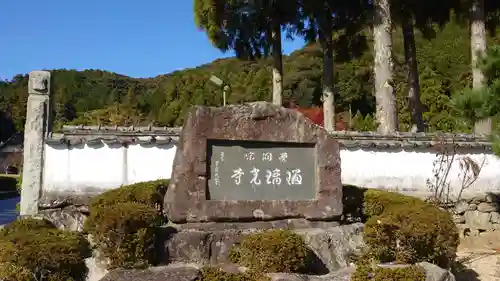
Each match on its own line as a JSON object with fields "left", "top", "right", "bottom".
{"left": 0, "top": 21, "right": 497, "bottom": 136}
{"left": 452, "top": 45, "right": 500, "bottom": 123}
{"left": 451, "top": 45, "right": 500, "bottom": 153}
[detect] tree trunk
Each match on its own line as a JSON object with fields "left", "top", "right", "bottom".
{"left": 320, "top": 12, "right": 335, "bottom": 131}
{"left": 470, "top": 0, "right": 489, "bottom": 134}
{"left": 373, "top": 0, "right": 398, "bottom": 133}
{"left": 271, "top": 21, "right": 283, "bottom": 106}
{"left": 402, "top": 14, "right": 424, "bottom": 132}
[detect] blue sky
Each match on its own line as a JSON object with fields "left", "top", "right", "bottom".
{"left": 0, "top": 1, "right": 305, "bottom": 80}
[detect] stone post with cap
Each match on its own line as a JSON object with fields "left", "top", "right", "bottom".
{"left": 20, "top": 70, "right": 52, "bottom": 216}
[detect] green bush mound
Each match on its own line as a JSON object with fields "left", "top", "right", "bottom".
{"left": 89, "top": 179, "right": 169, "bottom": 210}
{"left": 229, "top": 229, "right": 311, "bottom": 273}
{"left": 0, "top": 218, "right": 91, "bottom": 281}
{"left": 351, "top": 264, "right": 426, "bottom": 281}
{"left": 197, "top": 267, "right": 268, "bottom": 281}
{"left": 1, "top": 217, "right": 55, "bottom": 234}
{"left": 363, "top": 189, "right": 425, "bottom": 218}
{"left": 85, "top": 180, "right": 168, "bottom": 269}
{"left": 84, "top": 201, "right": 161, "bottom": 269}
{"left": 362, "top": 189, "right": 459, "bottom": 269}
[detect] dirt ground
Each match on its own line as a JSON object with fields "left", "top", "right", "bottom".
{"left": 455, "top": 232, "right": 500, "bottom": 281}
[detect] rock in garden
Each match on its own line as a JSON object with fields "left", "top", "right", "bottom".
{"left": 297, "top": 223, "right": 365, "bottom": 272}
{"left": 453, "top": 215, "right": 465, "bottom": 224}
{"left": 468, "top": 203, "right": 477, "bottom": 211}
{"left": 267, "top": 267, "right": 354, "bottom": 281}
{"left": 418, "top": 262, "right": 455, "bottom": 281}
{"left": 491, "top": 212, "right": 500, "bottom": 224}
{"left": 477, "top": 202, "right": 498, "bottom": 213}
{"left": 98, "top": 264, "right": 201, "bottom": 281}
{"left": 454, "top": 200, "right": 469, "bottom": 214}
{"left": 267, "top": 262, "right": 454, "bottom": 281}
{"left": 464, "top": 210, "right": 492, "bottom": 231}
{"left": 37, "top": 205, "right": 87, "bottom": 232}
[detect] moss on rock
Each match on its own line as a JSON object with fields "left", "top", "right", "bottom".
{"left": 197, "top": 267, "right": 268, "bottom": 281}
{"left": 351, "top": 264, "right": 426, "bottom": 281}
{"left": 229, "top": 229, "right": 311, "bottom": 273}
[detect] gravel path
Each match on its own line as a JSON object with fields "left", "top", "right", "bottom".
{"left": 455, "top": 233, "right": 500, "bottom": 281}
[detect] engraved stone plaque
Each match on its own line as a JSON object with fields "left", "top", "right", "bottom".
{"left": 207, "top": 139, "right": 316, "bottom": 201}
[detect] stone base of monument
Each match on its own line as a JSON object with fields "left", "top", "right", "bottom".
{"left": 159, "top": 222, "right": 364, "bottom": 272}
{"left": 98, "top": 261, "right": 455, "bottom": 281}
{"left": 98, "top": 263, "right": 354, "bottom": 281}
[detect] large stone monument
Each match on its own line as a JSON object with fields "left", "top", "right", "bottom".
{"left": 164, "top": 101, "right": 343, "bottom": 223}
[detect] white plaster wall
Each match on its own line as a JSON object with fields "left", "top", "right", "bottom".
{"left": 42, "top": 143, "right": 500, "bottom": 198}
{"left": 43, "top": 143, "right": 177, "bottom": 194}
{"left": 340, "top": 148, "right": 500, "bottom": 197}
{"left": 127, "top": 144, "right": 177, "bottom": 184}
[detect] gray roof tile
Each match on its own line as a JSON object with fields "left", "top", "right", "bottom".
{"left": 44, "top": 126, "right": 494, "bottom": 150}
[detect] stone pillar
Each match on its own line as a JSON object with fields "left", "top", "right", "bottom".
{"left": 20, "top": 71, "right": 51, "bottom": 216}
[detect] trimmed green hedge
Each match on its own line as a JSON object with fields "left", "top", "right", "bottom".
{"left": 89, "top": 179, "right": 169, "bottom": 210}
{"left": 362, "top": 189, "right": 459, "bottom": 269}
{"left": 363, "top": 189, "right": 425, "bottom": 217}
{"left": 0, "top": 218, "right": 91, "bottom": 281}
{"left": 85, "top": 202, "right": 161, "bottom": 269}
{"left": 85, "top": 179, "right": 168, "bottom": 269}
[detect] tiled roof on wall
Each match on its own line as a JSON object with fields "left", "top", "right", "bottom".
{"left": 45, "top": 125, "right": 180, "bottom": 146}
{"left": 44, "top": 125, "right": 493, "bottom": 150}
{"left": 330, "top": 131, "right": 492, "bottom": 150}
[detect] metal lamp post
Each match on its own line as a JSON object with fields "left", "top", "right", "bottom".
{"left": 210, "top": 75, "right": 230, "bottom": 106}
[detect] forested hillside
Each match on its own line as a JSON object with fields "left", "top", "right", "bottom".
{"left": 0, "top": 20, "right": 498, "bottom": 140}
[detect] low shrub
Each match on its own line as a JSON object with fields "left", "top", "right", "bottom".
{"left": 0, "top": 218, "right": 91, "bottom": 281}
{"left": 84, "top": 201, "right": 161, "bottom": 269}
{"left": 351, "top": 264, "right": 426, "bottom": 281}
{"left": 229, "top": 229, "right": 311, "bottom": 273}
{"left": 197, "top": 267, "right": 268, "bottom": 281}
{"left": 89, "top": 179, "right": 169, "bottom": 211}
{"left": 363, "top": 191, "right": 459, "bottom": 268}
{"left": 0, "top": 217, "right": 55, "bottom": 235}
{"left": 363, "top": 189, "right": 424, "bottom": 218}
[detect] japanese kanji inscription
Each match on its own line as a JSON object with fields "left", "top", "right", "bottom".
{"left": 207, "top": 140, "right": 315, "bottom": 201}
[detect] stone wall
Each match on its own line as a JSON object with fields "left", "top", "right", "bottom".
{"left": 451, "top": 193, "right": 500, "bottom": 237}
